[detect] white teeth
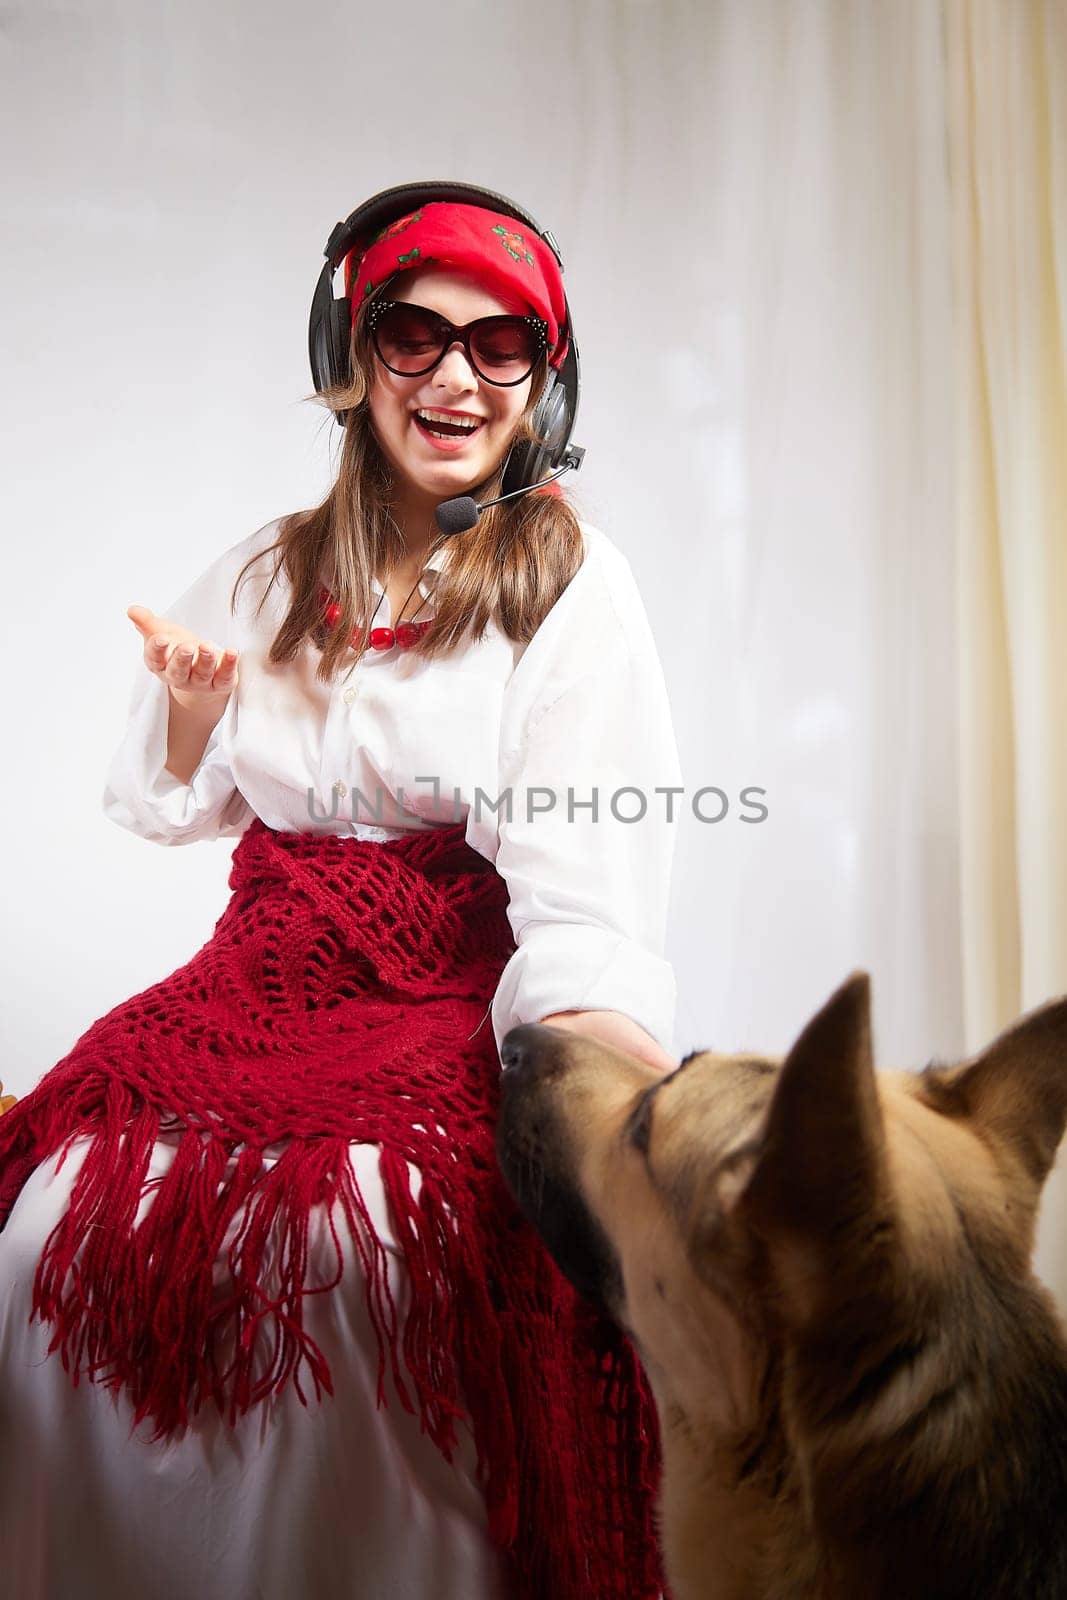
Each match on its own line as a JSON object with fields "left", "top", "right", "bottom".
{"left": 416, "top": 408, "right": 482, "bottom": 431}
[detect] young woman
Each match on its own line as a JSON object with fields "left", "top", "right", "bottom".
{"left": 0, "top": 185, "right": 681, "bottom": 1599}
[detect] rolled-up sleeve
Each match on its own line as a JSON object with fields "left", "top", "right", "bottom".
{"left": 102, "top": 548, "right": 255, "bottom": 847}
{"left": 488, "top": 631, "right": 682, "bottom": 1057}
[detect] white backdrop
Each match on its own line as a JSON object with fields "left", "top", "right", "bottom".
{"left": 4, "top": 2, "right": 1043, "bottom": 1271}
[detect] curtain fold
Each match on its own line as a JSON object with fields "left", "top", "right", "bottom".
{"left": 945, "top": 0, "right": 1067, "bottom": 1296}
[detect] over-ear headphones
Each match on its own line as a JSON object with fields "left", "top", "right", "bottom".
{"left": 308, "top": 180, "right": 582, "bottom": 501}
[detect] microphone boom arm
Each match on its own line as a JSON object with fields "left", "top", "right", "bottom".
{"left": 434, "top": 445, "right": 586, "bottom": 535}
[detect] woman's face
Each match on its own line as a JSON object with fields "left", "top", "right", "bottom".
{"left": 366, "top": 266, "right": 535, "bottom": 518}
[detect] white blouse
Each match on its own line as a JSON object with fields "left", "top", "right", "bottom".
{"left": 102, "top": 518, "right": 683, "bottom": 1056}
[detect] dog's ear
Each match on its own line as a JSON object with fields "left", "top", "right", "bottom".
{"left": 937, "top": 995, "right": 1067, "bottom": 1190}
{"left": 736, "top": 972, "right": 889, "bottom": 1315}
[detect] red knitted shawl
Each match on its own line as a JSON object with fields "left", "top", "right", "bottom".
{"left": 0, "top": 819, "right": 665, "bottom": 1599}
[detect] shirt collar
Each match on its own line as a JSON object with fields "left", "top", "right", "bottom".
{"left": 421, "top": 540, "right": 452, "bottom": 573}
{"left": 416, "top": 541, "right": 446, "bottom": 595}
{"left": 367, "top": 537, "right": 452, "bottom": 600}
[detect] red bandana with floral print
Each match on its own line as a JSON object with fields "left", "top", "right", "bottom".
{"left": 344, "top": 201, "right": 570, "bottom": 370}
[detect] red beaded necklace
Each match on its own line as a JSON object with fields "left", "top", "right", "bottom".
{"left": 318, "top": 572, "right": 434, "bottom": 653}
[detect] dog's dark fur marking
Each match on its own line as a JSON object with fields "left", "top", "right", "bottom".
{"left": 625, "top": 1084, "right": 658, "bottom": 1155}
{"left": 820, "top": 1332, "right": 931, "bottom": 1423}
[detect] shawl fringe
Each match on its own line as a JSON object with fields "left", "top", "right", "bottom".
{"left": 0, "top": 819, "right": 665, "bottom": 1598}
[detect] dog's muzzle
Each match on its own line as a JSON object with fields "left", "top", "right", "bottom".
{"left": 496, "top": 1024, "right": 624, "bottom": 1321}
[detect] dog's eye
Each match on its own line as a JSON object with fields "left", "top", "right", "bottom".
{"left": 625, "top": 1086, "right": 657, "bottom": 1156}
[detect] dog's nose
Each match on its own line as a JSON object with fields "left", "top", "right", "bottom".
{"left": 500, "top": 1023, "right": 545, "bottom": 1071}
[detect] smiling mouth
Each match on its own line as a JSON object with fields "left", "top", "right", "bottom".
{"left": 413, "top": 411, "right": 485, "bottom": 441}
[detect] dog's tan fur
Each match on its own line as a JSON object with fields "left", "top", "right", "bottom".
{"left": 497, "top": 974, "right": 1067, "bottom": 1599}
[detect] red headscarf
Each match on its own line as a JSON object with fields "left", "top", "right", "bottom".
{"left": 343, "top": 201, "right": 570, "bottom": 370}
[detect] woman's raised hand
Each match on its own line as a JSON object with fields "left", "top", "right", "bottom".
{"left": 126, "top": 605, "right": 239, "bottom": 712}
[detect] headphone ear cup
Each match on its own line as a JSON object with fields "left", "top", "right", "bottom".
{"left": 309, "top": 265, "right": 353, "bottom": 423}
{"left": 500, "top": 339, "right": 579, "bottom": 497}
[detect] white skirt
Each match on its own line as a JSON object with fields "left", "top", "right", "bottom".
{"left": 0, "top": 1133, "right": 509, "bottom": 1600}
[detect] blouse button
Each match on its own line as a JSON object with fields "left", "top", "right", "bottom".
{"left": 343, "top": 687, "right": 358, "bottom": 705}
{"left": 334, "top": 780, "right": 347, "bottom": 798}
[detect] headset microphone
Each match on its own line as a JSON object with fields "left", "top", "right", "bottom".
{"left": 434, "top": 445, "right": 586, "bottom": 535}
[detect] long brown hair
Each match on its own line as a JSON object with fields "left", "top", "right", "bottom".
{"left": 230, "top": 302, "right": 584, "bottom": 684}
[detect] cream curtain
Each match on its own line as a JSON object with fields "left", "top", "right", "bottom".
{"left": 945, "top": 0, "right": 1067, "bottom": 1296}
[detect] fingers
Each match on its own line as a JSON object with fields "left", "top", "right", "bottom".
{"left": 164, "top": 642, "right": 239, "bottom": 694}
{"left": 144, "top": 631, "right": 172, "bottom": 672}
{"left": 127, "top": 604, "right": 159, "bottom": 637}
{"left": 205, "top": 646, "right": 239, "bottom": 692}
{"left": 127, "top": 603, "right": 238, "bottom": 694}
{"left": 129, "top": 608, "right": 179, "bottom": 671}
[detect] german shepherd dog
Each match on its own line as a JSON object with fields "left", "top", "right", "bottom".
{"left": 496, "top": 973, "right": 1067, "bottom": 1599}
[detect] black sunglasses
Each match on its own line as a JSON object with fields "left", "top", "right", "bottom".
{"left": 365, "top": 299, "right": 549, "bottom": 387}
